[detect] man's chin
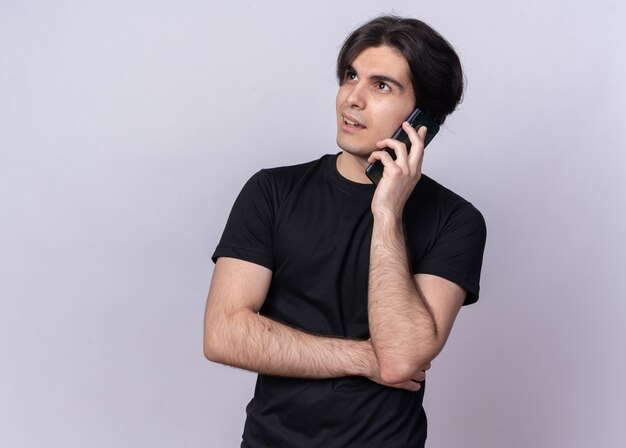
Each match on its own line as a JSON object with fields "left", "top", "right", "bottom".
{"left": 341, "top": 146, "right": 376, "bottom": 162}
{"left": 336, "top": 139, "right": 374, "bottom": 159}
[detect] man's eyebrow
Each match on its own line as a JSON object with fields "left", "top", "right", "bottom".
{"left": 345, "top": 65, "right": 405, "bottom": 91}
{"left": 370, "top": 74, "right": 405, "bottom": 90}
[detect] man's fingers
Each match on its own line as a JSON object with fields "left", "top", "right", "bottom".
{"left": 369, "top": 122, "right": 429, "bottom": 181}
{"left": 367, "top": 149, "right": 404, "bottom": 178}
{"left": 371, "top": 140, "right": 408, "bottom": 165}
{"left": 368, "top": 148, "right": 397, "bottom": 167}
{"left": 405, "top": 124, "right": 427, "bottom": 166}
{"left": 403, "top": 122, "right": 427, "bottom": 144}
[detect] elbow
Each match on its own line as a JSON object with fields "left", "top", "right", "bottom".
{"left": 203, "top": 307, "right": 244, "bottom": 363}
{"left": 203, "top": 317, "right": 226, "bottom": 363}
{"left": 203, "top": 299, "right": 229, "bottom": 363}
{"left": 377, "top": 349, "right": 438, "bottom": 384}
{"left": 204, "top": 304, "right": 258, "bottom": 365}
{"left": 379, "top": 361, "right": 421, "bottom": 385}
{"left": 203, "top": 329, "right": 220, "bottom": 362}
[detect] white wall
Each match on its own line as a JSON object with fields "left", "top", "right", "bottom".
{"left": 1, "top": 1, "right": 625, "bottom": 446}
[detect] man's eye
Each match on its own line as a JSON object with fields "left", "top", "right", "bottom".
{"left": 377, "top": 82, "right": 390, "bottom": 91}
{"left": 346, "top": 71, "right": 357, "bottom": 81}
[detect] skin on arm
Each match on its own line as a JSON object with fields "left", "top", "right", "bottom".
{"left": 203, "top": 256, "right": 424, "bottom": 391}
{"left": 367, "top": 123, "right": 466, "bottom": 384}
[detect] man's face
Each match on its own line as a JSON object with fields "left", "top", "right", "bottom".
{"left": 336, "top": 45, "right": 415, "bottom": 159}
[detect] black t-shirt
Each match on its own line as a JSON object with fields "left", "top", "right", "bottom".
{"left": 212, "top": 153, "right": 487, "bottom": 448}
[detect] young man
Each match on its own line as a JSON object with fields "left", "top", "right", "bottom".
{"left": 204, "top": 15, "right": 486, "bottom": 448}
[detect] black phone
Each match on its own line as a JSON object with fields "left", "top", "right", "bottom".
{"left": 365, "top": 107, "right": 440, "bottom": 185}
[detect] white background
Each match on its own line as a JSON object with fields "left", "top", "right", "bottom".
{"left": 1, "top": 1, "right": 625, "bottom": 447}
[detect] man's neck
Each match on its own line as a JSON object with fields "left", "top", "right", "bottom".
{"left": 336, "top": 151, "right": 372, "bottom": 184}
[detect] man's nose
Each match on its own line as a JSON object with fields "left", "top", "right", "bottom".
{"left": 345, "top": 82, "right": 366, "bottom": 109}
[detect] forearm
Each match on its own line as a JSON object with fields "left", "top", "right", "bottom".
{"left": 204, "top": 308, "right": 375, "bottom": 379}
{"left": 368, "top": 211, "right": 437, "bottom": 381}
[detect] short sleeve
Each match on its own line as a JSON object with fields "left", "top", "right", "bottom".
{"left": 414, "top": 203, "right": 487, "bottom": 305}
{"left": 211, "top": 170, "right": 276, "bottom": 271}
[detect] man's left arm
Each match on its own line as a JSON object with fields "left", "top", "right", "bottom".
{"left": 368, "top": 212, "right": 465, "bottom": 384}
{"left": 367, "top": 123, "right": 468, "bottom": 384}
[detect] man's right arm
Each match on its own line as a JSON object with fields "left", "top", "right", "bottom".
{"left": 203, "top": 257, "right": 422, "bottom": 391}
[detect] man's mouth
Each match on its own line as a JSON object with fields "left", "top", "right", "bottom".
{"left": 343, "top": 114, "right": 366, "bottom": 129}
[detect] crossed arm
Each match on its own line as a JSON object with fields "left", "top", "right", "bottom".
{"left": 204, "top": 124, "right": 466, "bottom": 390}
{"left": 204, "top": 254, "right": 462, "bottom": 392}
{"left": 368, "top": 215, "right": 466, "bottom": 384}
{"left": 205, "top": 247, "right": 464, "bottom": 392}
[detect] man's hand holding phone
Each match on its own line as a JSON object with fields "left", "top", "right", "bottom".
{"left": 368, "top": 122, "right": 428, "bottom": 219}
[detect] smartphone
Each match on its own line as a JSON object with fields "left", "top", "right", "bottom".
{"left": 365, "top": 107, "right": 440, "bottom": 185}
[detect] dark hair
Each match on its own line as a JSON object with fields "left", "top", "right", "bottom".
{"left": 337, "top": 15, "right": 464, "bottom": 124}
